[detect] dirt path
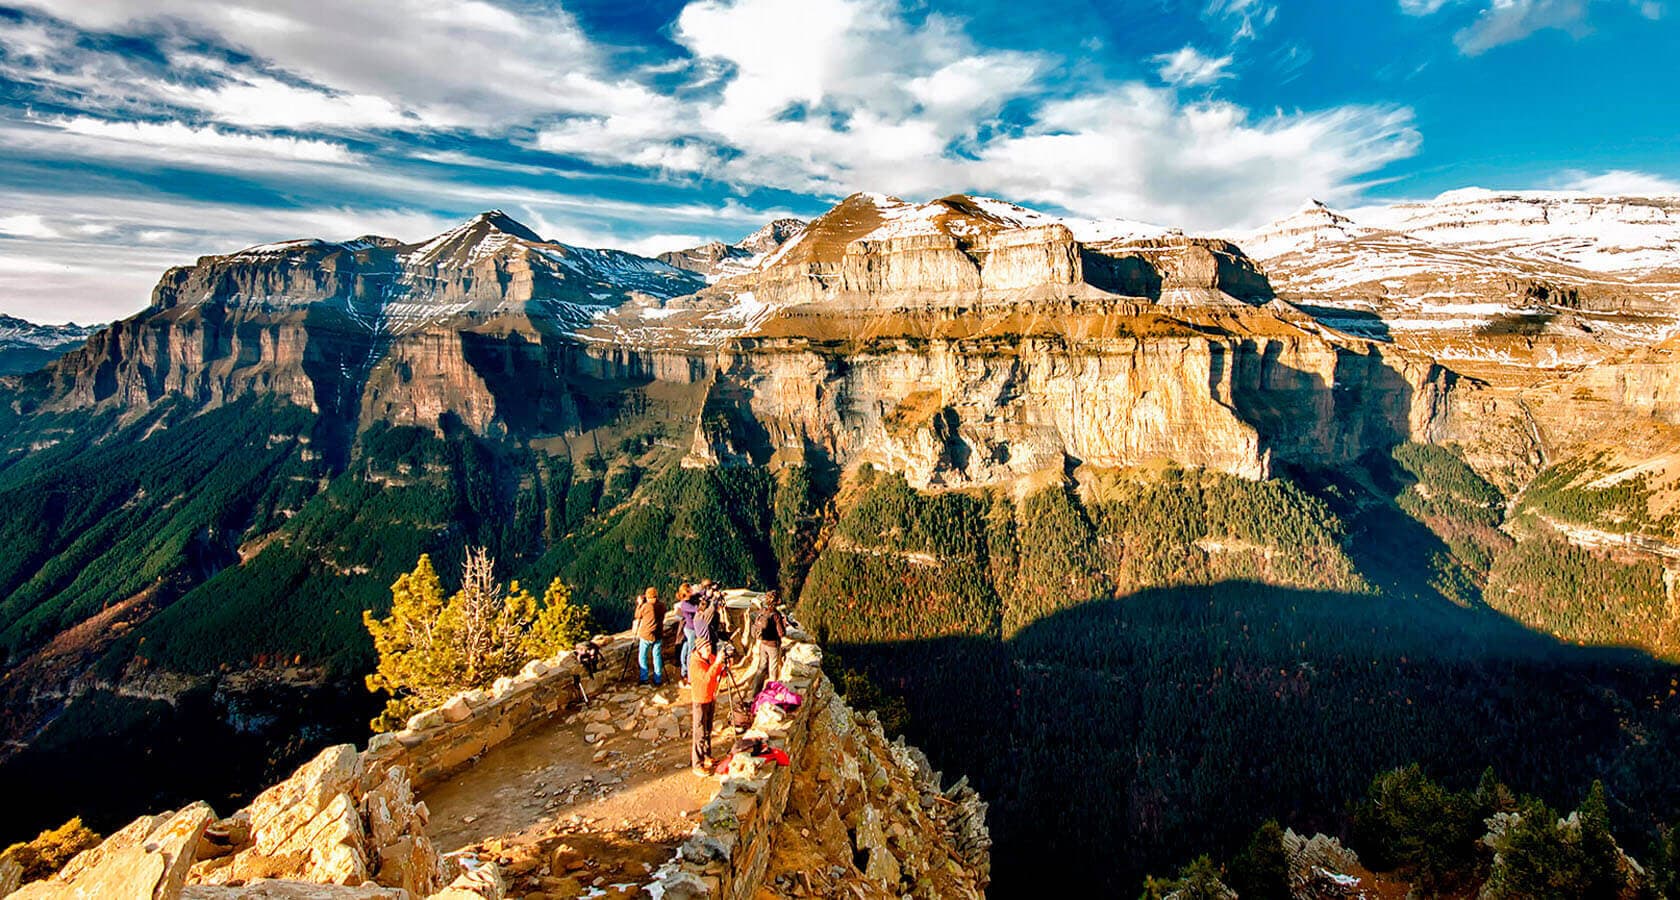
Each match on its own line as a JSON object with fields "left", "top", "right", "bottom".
{"left": 420, "top": 654, "right": 763, "bottom": 899}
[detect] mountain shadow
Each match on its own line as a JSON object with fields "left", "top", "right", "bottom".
{"left": 832, "top": 580, "right": 1680, "bottom": 897}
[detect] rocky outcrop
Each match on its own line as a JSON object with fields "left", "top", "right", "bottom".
{"left": 4, "top": 619, "right": 986, "bottom": 900}
{"left": 653, "top": 639, "right": 988, "bottom": 900}
{"left": 0, "top": 625, "right": 678, "bottom": 899}
{"left": 10, "top": 804, "right": 214, "bottom": 900}
{"left": 658, "top": 219, "right": 807, "bottom": 281}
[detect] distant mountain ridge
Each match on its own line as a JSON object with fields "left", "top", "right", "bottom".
{"left": 657, "top": 217, "right": 807, "bottom": 281}
{"left": 0, "top": 314, "right": 97, "bottom": 375}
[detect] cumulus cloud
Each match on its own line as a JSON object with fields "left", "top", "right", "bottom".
{"left": 1153, "top": 46, "right": 1236, "bottom": 86}
{"left": 649, "top": 0, "right": 1415, "bottom": 229}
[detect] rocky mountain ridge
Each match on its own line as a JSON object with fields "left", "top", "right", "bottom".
{"left": 0, "top": 314, "right": 97, "bottom": 375}
{"left": 14, "top": 188, "right": 1674, "bottom": 492}
{"left": 657, "top": 218, "right": 807, "bottom": 281}
{"left": 1238, "top": 190, "right": 1680, "bottom": 372}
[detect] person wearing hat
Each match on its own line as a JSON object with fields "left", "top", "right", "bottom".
{"left": 688, "top": 639, "right": 733, "bottom": 775}
{"left": 634, "top": 586, "right": 666, "bottom": 686}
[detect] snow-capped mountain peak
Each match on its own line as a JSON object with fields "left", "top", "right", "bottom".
{"left": 0, "top": 314, "right": 98, "bottom": 374}
{"left": 658, "top": 218, "right": 809, "bottom": 282}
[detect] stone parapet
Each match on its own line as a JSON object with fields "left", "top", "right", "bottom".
{"left": 653, "top": 635, "right": 990, "bottom": 900}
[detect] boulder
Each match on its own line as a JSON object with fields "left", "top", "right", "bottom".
{"left": 12, "top": 803, "right": 214, "bottom": 900}
{"left": 246, "top": 746, "right": 364, "bottom": 855}
{"left": 374, "top": 834, "right": 439, "bottom": 896}
{"left": 1, "top": 859, "right": 21, "bottom": 896}
{"left": 430, "top": 858, "right": 504, "bottom": 900}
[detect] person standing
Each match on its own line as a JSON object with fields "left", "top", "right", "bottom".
{"left": 693, "top": 582, "right": 720, "bottom": 653}
{"left": 675, "top": 582, "right": 698, "bottom": 686}
{"left": 634, "top": 586, "right": 666, "bottom": 686}
{"left": 748, "top": 590, "right": 790, "bottom": 697}
{"left": 688, "top": 641, "right": 732, "bottom": 775}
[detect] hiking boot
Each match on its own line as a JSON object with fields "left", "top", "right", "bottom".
{"left": 691, "top": 766, "right": 711, "bottom": 778}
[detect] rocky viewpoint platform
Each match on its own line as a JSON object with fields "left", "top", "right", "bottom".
{"left": 2, "top": 620, "right": 990, "bottom": 900}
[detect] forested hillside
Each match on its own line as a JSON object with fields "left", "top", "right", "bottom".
{"left": 796, "top": 450, "right": 1680, "bottom": 894}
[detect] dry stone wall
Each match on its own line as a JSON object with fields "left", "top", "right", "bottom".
{"left": 4, "top": 625, "right": 676, "bottom": 900}
{"left": 360, "top": 626, "right": 678, "bottom": 793}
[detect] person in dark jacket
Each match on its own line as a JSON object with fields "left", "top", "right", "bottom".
{"left": 633, "top": 586, "right": 666, "bottom": 686}
{"left": 748, "top": 590, "right": 790, "bottom": 697}
{"left": 693, "top": 581, "right": 729, "bottom": 653}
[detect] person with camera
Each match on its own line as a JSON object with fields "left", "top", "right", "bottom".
{"left": 688, "top": 638, "right": 733, "bottom": 775}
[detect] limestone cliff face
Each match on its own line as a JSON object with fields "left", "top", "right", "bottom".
{"left": 703, "top": 317, "right": 1441, "bottom": 484}
{"left": 14, "top": 213, "right": 705, "bottom": 435}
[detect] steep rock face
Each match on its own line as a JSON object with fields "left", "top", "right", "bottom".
{"left": 13, "top": 213, "right": 705, "bottom": 436}
{"left": 3, "top": 194, "right": 1545, "bottom": 487}
{"left": 704, "top": 312, "right": 1442, "bottom": 484}
{"left": 742, "top": 193, "right": 1272, "bottom": 313}
{"left": 1084, "top": 235, "right": 1274, "bottom": 305}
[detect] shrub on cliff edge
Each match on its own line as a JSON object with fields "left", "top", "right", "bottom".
{"left": 0, "top": 817, "right": 100, "bottom": 883}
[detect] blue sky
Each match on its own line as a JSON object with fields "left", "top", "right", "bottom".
{"left": 0, "top": 0, "right": 1675, "bottom": 323}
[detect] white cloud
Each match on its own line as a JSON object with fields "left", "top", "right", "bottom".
{"left": 46, "top": 116, "right": 358, "bottom": 163}
{"left": 618, "top": 233, "right": 710, "bottom": 257}
{"left": 0, "top": 214, "right": 61, "bottom": 239}
{"left": 1204, "top": 0, "right": 1278, "bottom": 40}
{"left": 968, "top": 94, "right": 1421, "bottom": 230}
{"left": 12, "top": 0, "right": 639, "bottom": 131}
{"left": 1402, "top": 0, "right": 1661, "bottom": 53}
{"left": 1455, "top": 0, "right": 1590, "bottom": 53}
{"left": 1399, "top": 0, "right": 1461, "bottom": 13}
{"left": 1557, "top": 169, "right": 1680, "bottom": 195}
{"left": 653, "top": 0, "right": 1417, "bottom": 229}
{"left": 151, "top": 74, "right": 415, "bottom": 131}
{"left": 1152, "top": 46, "right": 1236, "bottom": 86}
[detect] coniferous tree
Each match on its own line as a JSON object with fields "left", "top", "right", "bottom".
{"left": 364, "top": 549, "right": 591, "bottom": 731}
{"left": 1227, "top": 820, "right": 1290, "bottom": 900}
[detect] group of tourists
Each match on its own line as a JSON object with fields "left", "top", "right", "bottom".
{"left": 629, "top": 579, "right": 791, "bottom": 776}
